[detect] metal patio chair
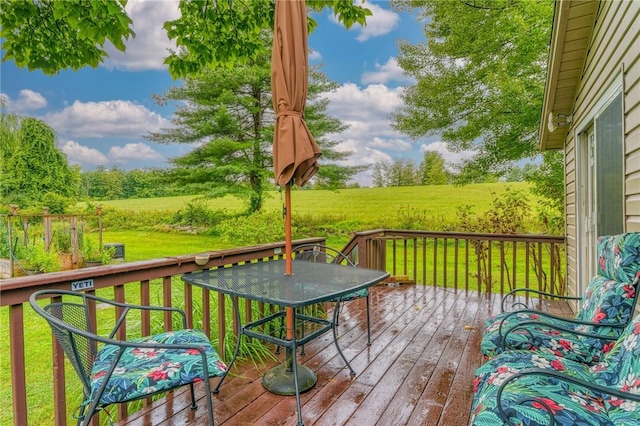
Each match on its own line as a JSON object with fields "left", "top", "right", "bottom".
{"left": 481, "top": 232, "right": 640, "bottom": 364}
{"left": 292, "top": 244, "right": 372, "bottom": 346}
{"left": 471, "top": 311, "right": 640, "bottom": 425}
{"left": 29, "top": 289, "right": 227, "bottom": 426}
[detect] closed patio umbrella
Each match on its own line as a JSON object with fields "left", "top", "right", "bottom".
{"left": 265, "top": 0, "right": 321, "bottom": 397}
{"left": 272, "top": 0, "right": 321, "bottom": 274}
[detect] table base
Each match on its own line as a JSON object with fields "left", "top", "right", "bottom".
{"left": 262, "top": 363, "right": 317, "bottom": 395}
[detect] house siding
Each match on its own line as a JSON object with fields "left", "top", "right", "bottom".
{"left": 564, "top": 0, "right": 640, "bottom": 297}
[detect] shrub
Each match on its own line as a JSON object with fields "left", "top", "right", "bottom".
{"left": 213, "top": 211, "right": 285, "bottom": 245}
{"left": 172, "top": 198, "right": 227, "bottom": 227}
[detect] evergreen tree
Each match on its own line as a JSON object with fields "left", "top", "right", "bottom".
{"left": 147, "top": 58, "right": 361, "bottom": 213}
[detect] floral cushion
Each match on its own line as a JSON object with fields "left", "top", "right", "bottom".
{"left": 90, "top": 329, "right": 227, "bottom": 405}
{"left": 597, "top": 233, "right": 640, "bottom": 284}
{"left": 472, "top": 315, "right": 640, "bottom": 425}
{"left": 575, "top": 276, "right": 637, "bottom": 325}
{"left": 471, "top": 351, "right": 610, "bottom": 425}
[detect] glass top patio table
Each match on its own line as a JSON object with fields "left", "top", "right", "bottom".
{"left": 181, "top": 258, "right": 389, "bottom": 426}
{"left": 182, "top": 258, "right": 389, "bottom": 307}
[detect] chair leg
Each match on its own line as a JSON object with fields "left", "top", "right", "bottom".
{"left": 366, "top": 295, "right": 371, "bottom": 346}
{"left": 203, "top": 377, "right": 216, "bottom": 426}
{"left": 189, "top": 383, "right": 197, "bottom": 410}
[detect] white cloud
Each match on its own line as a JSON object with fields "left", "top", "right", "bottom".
{"left": 60, "top": 140, "right": 109, "bottom": 166}
{"left": 323, "top": 83, "right": 404, "bottom": 122}
{"left": 109, "top": 143, "right": 164, "bottom": 164}
{"left": 103, "top": 0, "right": 181, "bottom": 71}
{"left": 319, "top": 82, "right": 420, "bottom": 185}
{"left": 361, "top": 57, "right": 413, "bottom": 85}
{"left": 43, "top": 100, "right": 170, "bottom": 139}
{"left": 420, "top": 141, "right": 477, "bottom": 168}
{"left": 309, "top": 49, "right": 322, "bottom": 61}
{"left": 329, "top": 2, "right": 399, "bottom": 42}
{"left": 1, "top": 89, "right": 47, "bottom": 113}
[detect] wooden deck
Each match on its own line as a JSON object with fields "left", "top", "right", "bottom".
{"left": 118, "top": 284, "right": 572, "bottom": 426}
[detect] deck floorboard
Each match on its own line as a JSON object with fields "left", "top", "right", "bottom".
{"left": 118, "top": 285, "right": 571, "bottom": 426}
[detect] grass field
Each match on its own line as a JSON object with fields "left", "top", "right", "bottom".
{"left": 95, "top": 182, "right": 529, "bottom": 216}
{"left": 91, "top": 182, "right": 532, "bottom": 261}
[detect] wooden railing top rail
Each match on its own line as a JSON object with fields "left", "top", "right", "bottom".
{"left": 0, "top": 237, "right": 326, "bottom": 306}
{"left": 349, "top": 229, "right": 565, "bottom": 243}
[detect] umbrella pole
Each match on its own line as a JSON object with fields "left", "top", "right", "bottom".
{"left": 285, "top": 184, "right": 293, "bottom": 340}
{"left": 263, "top": 183, "right": 317, "bottom": 399}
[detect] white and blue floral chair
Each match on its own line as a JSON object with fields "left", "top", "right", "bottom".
{"left": 481, "top": 232, "right": 640, "bottom": 364}
{"left": 470, "top": 311, "right": 640, "bottom": 425}
{"left": 30, "top": 289, "right": 227, "bottom": 426}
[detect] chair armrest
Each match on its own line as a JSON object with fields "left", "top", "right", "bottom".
{"left": 496, "top": 368, "right": 640, "bottom": 424}
{"left": 501, "top": 288, "right": 581, "bottom": 312}
{"left": 499, "top": 318, "right": 621, "bottom": 353}
{"left": 499, "top": 308, "right": 627, "bottom": 333}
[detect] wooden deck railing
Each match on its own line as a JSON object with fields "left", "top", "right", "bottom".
{"left": 347, "top": 230, "right": 565, "bottom": 295}
{"left": 0, "top": 231, "right": 565, "bottom": 426}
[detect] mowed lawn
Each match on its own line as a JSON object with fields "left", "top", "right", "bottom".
{"left": 89, "top": 183, "right": 531, "bottom": 261}
{"left": 95, "top": 183, "right": 528, "bottom": 217}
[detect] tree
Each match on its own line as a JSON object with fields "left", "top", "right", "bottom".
{"left": 418, "top": 151, "right": 450, "bottom": 185}
{"left": 1, "top": 0, "right": 371, "bottom": 77}
{"left": 372, "top": 159, "right": 419, "bottom": 187}
{"left": 0, "top": 115, "right": 80, "bottom": 208}
{"left": 524, "top": 150, "right": 564, "bottom": 212}
{"left": 146, "top": 58, "right": 360, "bottom": 213}
{"left": 0, "top": 0, "right": 134, "bottom": 74}
{"left": 391, "top": 0, "right": 554, "bottom": 183}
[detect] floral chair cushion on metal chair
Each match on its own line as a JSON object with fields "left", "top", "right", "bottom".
{"left": 471, "top": 313, "right": 640, "bottom": 425}
{"left": 481, "top": 274, "right": 637, "bottom": 363}
{"left": 29, "top": 289, "right": 227, "bottom": 426}
{"left": 481, "top": 232, "right": 640, "bottom": 362}
{"left": 92, "top": 329, "right": 227, "bottom": 404}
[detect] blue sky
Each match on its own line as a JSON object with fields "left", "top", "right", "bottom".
{"left": 1, "top": 0, "right": 475, "bottom": 186}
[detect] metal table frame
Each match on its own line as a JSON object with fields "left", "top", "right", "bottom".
{"left": 181, "top": 259, "right": 389, "bottom": 426}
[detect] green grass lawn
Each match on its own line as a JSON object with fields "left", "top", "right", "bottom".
{"left": 90, "top": 183, "right": 532, "bottom": 261}
{"left": 94, "top": 182, "right": 528, "bottom": 217}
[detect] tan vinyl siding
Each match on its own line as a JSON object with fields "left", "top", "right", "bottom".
{"left": 562, "top": 0, "right": 640, "bottom": 296}
{"left": 623, "top": 4, "right": 640, "bottom": 231}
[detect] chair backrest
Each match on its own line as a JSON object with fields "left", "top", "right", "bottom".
{"left": 576, "top": 233, "right": 640, "bottom": 325}
{"left": 29, "top": 290, "right": 98, "bottom": 395}
{"left": 292, "top": 244, "right": 356, "bottom": 267}
{"left": 593, "top": 312, "right": 640, "bottom": 393}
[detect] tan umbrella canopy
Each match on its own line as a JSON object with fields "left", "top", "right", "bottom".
{"left": 272, "top": 0, "right": 321, "bottom": 190}
{"left": 272, "top": 0, "right": 321, "bottom": 275}
{"left": 264, "top": 0, "right": 321, "bottom": 400}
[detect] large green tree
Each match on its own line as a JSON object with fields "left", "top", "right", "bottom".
{"left": 147, "top": 59, "right": 361, "bottom": 213}
{"left": 0, "top": 115, "right": 80, "bottom": 208}
{"left": 1, "top": 0, "right": 371, "bottom": 77}
{"left": 418, "top": 151, "right": 450, "bottom": 185}
{"left": 391, "top": 0, "right": 554, "bottom": 183}
{"left": 372, "top": 159, "right": 418, "bottom": 187}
